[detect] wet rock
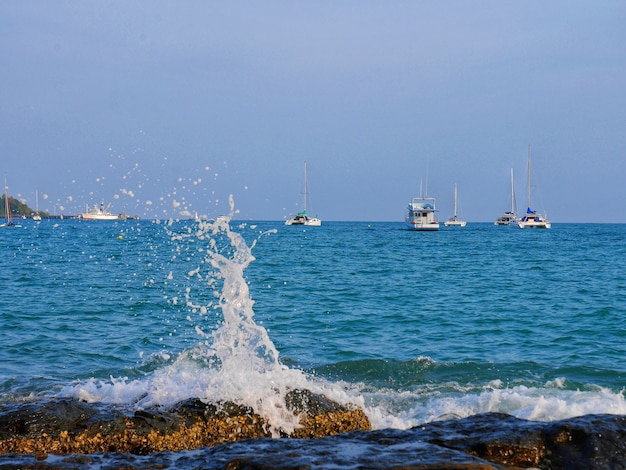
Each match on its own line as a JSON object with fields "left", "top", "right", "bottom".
{"left": 285, "top": 388, "right": 372, "bottom": 438}
{"left": 414, "top": 412, "right": 546, "bottom": 467}
{"left": 0, "top": 391, "right": 370, "bottom": 455}
{"left": 543, "top": 414, "right": 626, "bottom": 469}
{"left": 2, "top": 404, "right": 626, "bottom": 469}
{"left": 411, "top": 412, "right": 626, "bottom": 469}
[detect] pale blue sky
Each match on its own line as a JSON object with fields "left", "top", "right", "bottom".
{"left": 1, "top": 1, "right": 624, "bottom": 222}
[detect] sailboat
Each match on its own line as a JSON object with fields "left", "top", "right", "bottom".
{"left": 32, "top": 190, "right": 42, "bottom": 220}
{"left": 1, "top": 178, "right": 21, "bottom": 227}
{"left": 444, "top": 183, "right": 466, "bottom": 227}
{"left": 518, "top": 145, "right": 551, "bottom": 229}
{"left": 285, "top": 162, "right": 322, "bottom": 226}
{"left": 494, "top": 168, "right": 519, "bottom": 225}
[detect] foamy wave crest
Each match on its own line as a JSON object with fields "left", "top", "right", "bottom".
{"left": 363, "top": 381, "right": 626, "bottom": 430}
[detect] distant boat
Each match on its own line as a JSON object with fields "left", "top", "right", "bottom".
{"left": 444, "top": 183, "right": 466, "bottom": 227}
{"left": 518, "top": 145, "right": 551, "bottom": 229}
{"left": 81, "top": 202, "right": 119, "bottom": 220}
{"left": 494, "top": 168, "right": 519, "bottom": 226}
{"left": 32, "top": 190, "right": 42, "bottom": 221}
{"left": 285, "top": 162, "right": 322, "bottom": 226}
{"left": 1, "top": 178, "right": 20, "bottom": 227}
{"left": 405, "top": 196, "right": 439, "bottom": 231}
{"left": 405, "top": 181, "right": 439, "bottom": 231}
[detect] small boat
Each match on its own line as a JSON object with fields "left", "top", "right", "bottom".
{"left": 405, "top": 182, "right": 439, "bottom": 231}
{"left": 81, "top": 202, "right": 120, "bottom": 220}
{"left": 32, "top": 190, "right": 42, "bottom": 221}
{"left": 495, "top": 168, "right": 519, "bottom": 226}
{"left": 444, "top": 183, "right": 466, "bottom": 227}
{"left": 1, "top": 178, "right": 21, "bottom": 227}
{"left": 518, "top": 145, "right": 551, "bottom": 229}
{"left": 285, "top": 162, "right": 321, "bottom": 226}
{"left": 494, "top": 212, "right": 517, "bottom": 226}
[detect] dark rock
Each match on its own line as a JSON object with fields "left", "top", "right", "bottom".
{"left": 0, "top": 391, "right": 370, "bottom": 455}
{"left": 543, "top": 414, "right": 626, "bottom": 469}
{"left": 285, "top": 388, "right": 343, "bottom": 415}
{"left": 413, "top": 412, "right": 546, "bottom": 467}
{"left": 2, "top": 401, "right": 626, "bottom": 469}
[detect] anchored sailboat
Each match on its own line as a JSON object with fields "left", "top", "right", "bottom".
{"left": 33, "top": 190, "right": 42, "bottom": 221}
{"left": 1, "top": 178, "right": 20, "bottom": 227}
{"left": 518, "top": 145, "right": 551, "bottom": 229}
{"left": 495, "top": 168, "right": 518, "bottom": 226}
{"left": 444, "top": 183, "right": 466, "bottom": 227}
{"left": 285, "top": 162, "right": 322, "bottom": 226}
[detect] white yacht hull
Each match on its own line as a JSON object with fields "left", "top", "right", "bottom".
{"left": 444, "top": 218, "right": 466, "bottom": 227}
{"left": 406, "top": 221, "right": 440, "bottom": 231}
{"left": 518, "top": 219, "right": 551, "bottom": 229}
{"left": 285, "top": 214, "right": 321, "bottom": 226}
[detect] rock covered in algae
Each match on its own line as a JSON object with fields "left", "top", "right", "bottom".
{"left": 0, "top": 389, "right": 371, "bottom": 455}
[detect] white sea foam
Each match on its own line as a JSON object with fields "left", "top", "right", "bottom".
{"left": 362, "top": 383, "right": 626, "bottom": 431}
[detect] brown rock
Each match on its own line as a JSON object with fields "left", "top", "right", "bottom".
{"left": 0, "top": 391, "right": 371, "bottom": 455}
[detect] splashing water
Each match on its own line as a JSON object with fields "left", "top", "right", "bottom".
{"left": 62, "top": 195, "right": 328, "bottom": 436}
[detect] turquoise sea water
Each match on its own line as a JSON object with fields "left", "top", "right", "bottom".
{"left": 1, "top": 218, "right": 626, "bottom": 434}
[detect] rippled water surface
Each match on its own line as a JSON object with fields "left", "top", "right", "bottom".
{"left": 2, "top": 219, "right": 626, "bottom": 429}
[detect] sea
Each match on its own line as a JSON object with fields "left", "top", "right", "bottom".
{"left": 1, "top": 209, "right": 626, "bottom": 467}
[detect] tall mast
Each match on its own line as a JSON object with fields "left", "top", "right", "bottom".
{"left": 453, "top": 183, "right": 458, "bottom": 216}
{"left": 303, "top": 161, "right": 308, "bottom": 213}
{"left": 526, "top": 145, "right": 532, "bottom": 210}
{"left": 510, "top": 168, "right": 516, "bottom": 214}
{"left": 4, "top": 178, "right": 9, "bottom": 222}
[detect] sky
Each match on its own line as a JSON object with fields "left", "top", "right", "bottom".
{"left": 1, "top": 1, "right": 625, "bottom": 222}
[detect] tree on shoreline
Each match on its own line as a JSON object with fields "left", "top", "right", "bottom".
{"left": 1, "top": 195, "right": 49, "bottom": 218}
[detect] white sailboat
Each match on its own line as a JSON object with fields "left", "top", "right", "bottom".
{"left": 33, "top": 190, "right": 42, "bottom": 220}
{"left": 285, "top": 162, "right": 322, "bottom": 226}
{"left": 518, "top": 145, "right": 551, "bottom": 229}
{"left": 1, "top": 178, "right": 21, "bottom": 227}
{"left": 444, "top": 183, "right": 466, "bottom": 227}
{"left": 494, "top": 168, "right": 518, "bottom": 226}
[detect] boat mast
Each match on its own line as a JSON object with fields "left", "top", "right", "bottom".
{"left": 453, "top": 183, "right": 458, "bottom": 217}
{"left": 526, "top": 145, "right": 532, "bottom": 210}
{"left": 303, "top": 161, "right": 308, "bottom": 214}
{"left": 4, "top": 178, "right": 9, "bottom": 223}
{"left": 510, "top": 168, "right": 516, "bottom": 215}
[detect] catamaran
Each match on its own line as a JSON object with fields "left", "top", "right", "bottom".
{"left": 495, "top": 168, "right": 518, "bottom": 226}
{"left": 285, "top": 162, "right": 322, "bottom": 226}
{"left": 518, "top": 145, "right": 551, "bottom": 229}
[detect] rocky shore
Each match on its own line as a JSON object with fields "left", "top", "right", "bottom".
{"left": 0, "top": 389, "right": 370, "bottom": 455}
{"left": 1, "top": 394, "right": 625, "bottom": 469}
